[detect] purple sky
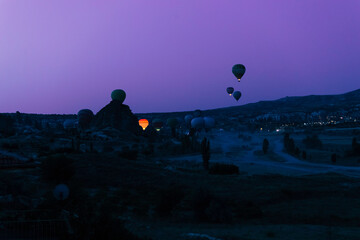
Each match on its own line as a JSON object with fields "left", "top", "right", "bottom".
{"left": 1, "top": 1, "right": 360, "bottom": 114}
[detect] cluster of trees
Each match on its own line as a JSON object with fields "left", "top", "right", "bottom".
{"left": 283, "top": 133, "right": 307, "bottom": 160}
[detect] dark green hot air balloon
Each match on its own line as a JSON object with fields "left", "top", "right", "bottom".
{"left": 111, "top": 89, "right": 126, "bottom": 103}
{"left": 226, "top": 87, "right": 234, "bottom": 96}
{"left": 233, "top": 91, "right": 241, "bottom": 101}
{"left": 232, "top": 64, "right": 246, "bottom": 82}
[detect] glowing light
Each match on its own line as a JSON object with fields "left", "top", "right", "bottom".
{"left": 138, "top": 119, "right": 149, "bottom": 130}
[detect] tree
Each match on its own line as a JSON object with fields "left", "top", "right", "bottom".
{"left": 262, "top": 138, "right": 269, "bottom": 154}
{"left": 284, "top": 133, "right": 290, "bottom": 150}
{"left": 201, "top": 138, "right": 210, "bottom": 170}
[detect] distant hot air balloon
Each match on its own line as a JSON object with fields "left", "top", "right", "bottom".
{"left": 204, "top": 117, "right": 215, "bottom": 129}
{"left": 166, "top": 118, "right": 179, "bottom": 128}
{"left": 77, "top": 109, "right": 94, "bottom": 129}
{"left": 111, "top": 89, "right": 126, "bottom": 103}
{"left": 53, "top": 184, "right": 70, "bottom": 200}
{"left": 152, "top": 118, "right": 164, "bottom": 131}
{"left": 226, "top": 87, "right": 234, "bottom": 96}
{"left": 63, "top": 119, "right": 76, "bottom": 130}
{"left": 184, "top": 114, "right": 193, "bottom": 125}
{"left": 167, "top": 118, "right": 179, "bottom": 137}
{"left": 233, "top": 91, "right": 241, "bottom": 101}
{"left": 138, "top": 119, "right": 149, "bottom": 130}
{"left": 232, "top": 64, "right": 246, "bottom": 82}
{"left": 194, "top": 109, "right": 202, "bottom": 117}
{"left": 191, "top": 117, "right": 205, "bottom": 129}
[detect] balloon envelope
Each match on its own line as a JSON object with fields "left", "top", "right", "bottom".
{"left": 63, "top": 119, "right": 76, "bottom": 130}
{"left": 204, "top": 117, "right": 215, "bottom": 129}
{"left": 152, "top": 119, "right": 164, "bottom": 131}
{"left": 111, "top": 89, "right": 126, "bottom": 103}
{"left": 77, "top": 109, "right": 94, "bottom": 127}
{"left": 232, "top": 64, "right": 246, "bottom": 81}
{"left": 53, "top": 184, "right": 70, "bottom": 200}
{"left": 167, "top": 118, "right": 179, "bottom": 128}
{"left": 184, "top": 114, "right": 193, "bottom": 125}
{"left": 191, "top": 117, "right": 205, "bottom": 129}
{"left": 138, "top": 119, "right": 149, "bottom": 130}
{"left": 226, "top": 87, "right": 234, "bottom": 96}
{"left": 194, "top": 109, "right": 202, "bottom": 117}
{"left": 233, "top": 91, "right": 241, "bottom": 101}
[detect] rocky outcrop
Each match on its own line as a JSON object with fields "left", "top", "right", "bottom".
{"left": 91, "top": 101, "right": 141, "bottom": 135}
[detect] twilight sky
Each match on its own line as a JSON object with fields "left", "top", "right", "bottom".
{"left": 0, "top": 0, "right": 360, "bottom": 114}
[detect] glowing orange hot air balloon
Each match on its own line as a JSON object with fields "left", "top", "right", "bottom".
{"left": 138, "top": 119, "right": 149, "bottom": 130}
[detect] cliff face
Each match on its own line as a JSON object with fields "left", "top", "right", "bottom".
{"left": 92, "top": 101, "right": 142, "bottom": 135}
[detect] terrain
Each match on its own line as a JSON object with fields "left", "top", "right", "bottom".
{"left": 1, "top": 89, "right": 360, "bottom": 239}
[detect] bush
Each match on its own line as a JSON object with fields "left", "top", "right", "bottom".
{"left": 209, "top": 163, "right": 239, "bottom": 175}
{"left": 41, "top": 154, "right": 75, "bottom": 183}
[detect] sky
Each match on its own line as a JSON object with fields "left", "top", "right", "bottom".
{"left": 0, "top": 0, "right": 360, "bottom": 114}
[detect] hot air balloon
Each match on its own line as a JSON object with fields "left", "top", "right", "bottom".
{"left": 53, "top": 184, "right": 70, "bottom": 200}
{"left": 152, "top": 118, "right": 164, "bottom": 131}
{"left": 233, "top": 91, "right": 241, "bottom": 101}
{"left": 77, "top": 109, "right": 94, "bottom": 129}
{"left": 194, "top": 109, "right": 202, "bottom": 117}
{"left": 232, "top": 64, "right": 246, "bottom": 82}
{"left": 204, "top": 117, "right": 215, "bottom": 129}
{"left": 167, "top": 118, "right": 179, "bottom": 137}
{"left": 63, "top": 119, "right": 76, "bottom": 130}
{"left": 138, "top": 119, "right": 149, "bottom": 130}
{"left": 111, "top": 89, "right": 126, "bottom": 103}
{"left": 191, "top": 117, "right": 205, "bottom": 130}
{"left": 226, "top": 87, "right": 234, "bottom": 96}
{"left": 184, "top": 114, "right": 193, "bottom": 125}
{"left": 167, "top": 118, "right": 179, "bottom": 128}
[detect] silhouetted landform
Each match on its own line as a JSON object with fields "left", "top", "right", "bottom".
{"left": 138, "top": 89, "right": 360, "bottom": 118}
{"left": 92, "top": 100, "right": 142, "bottom": 135}
{"left": 219, "top": 88, "right": 360, "bottom": 114}
{"left": 2, "top": 89, "right": 360, "bottom": 239}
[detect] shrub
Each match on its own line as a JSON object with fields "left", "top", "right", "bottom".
{"left": 209, "top": 163, "right": 239, "bottom": 175}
